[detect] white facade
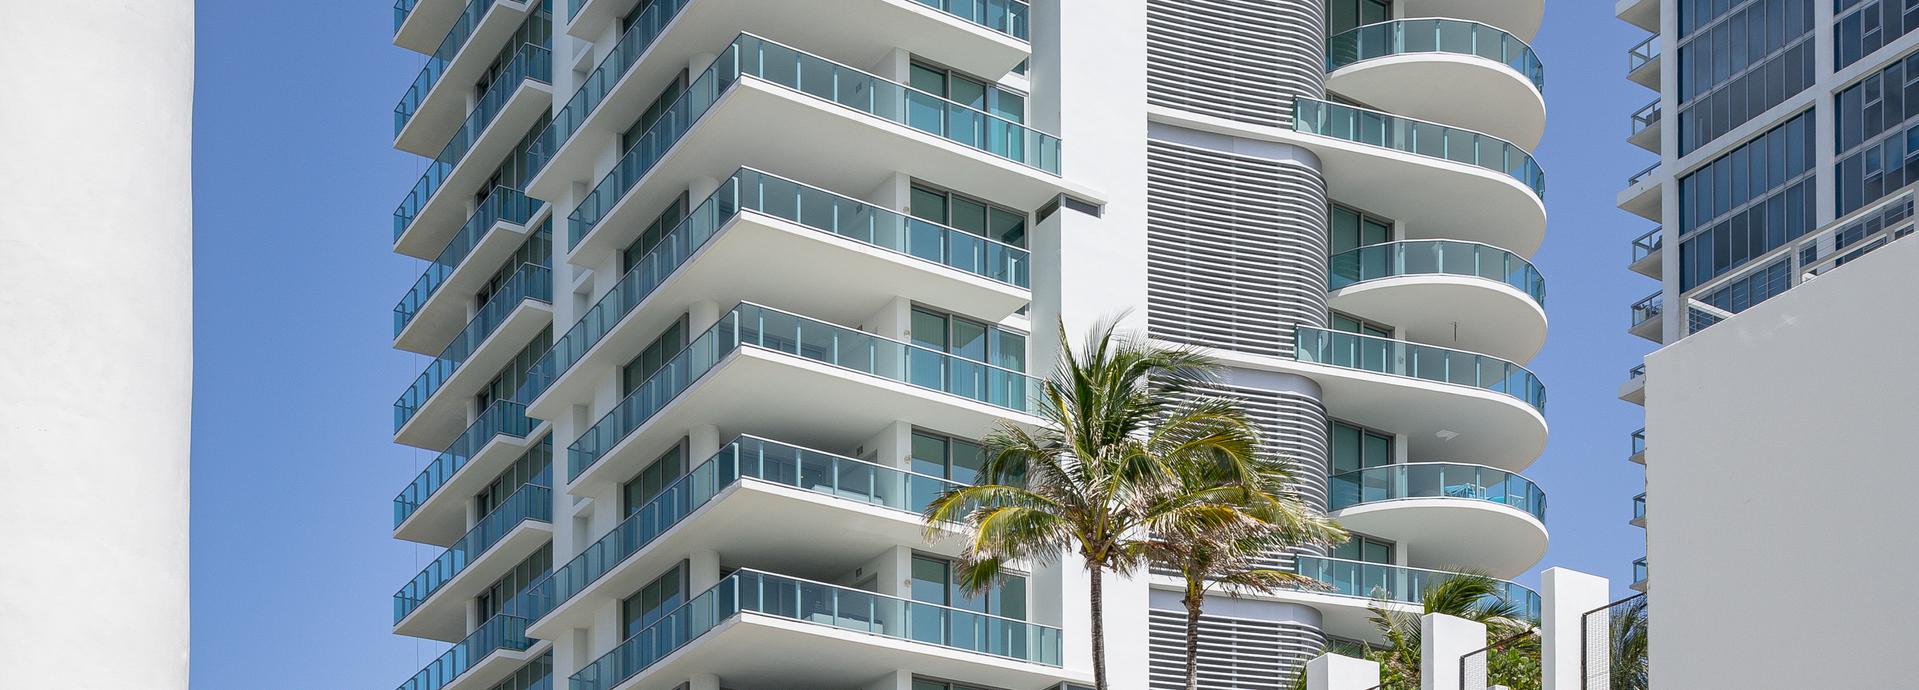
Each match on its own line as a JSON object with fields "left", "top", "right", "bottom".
{"left": 0, "top": 2, "right": 195, "bottom": 689}
{"left": 1641, "top": 236, "right": 1918, "bottom": 688}
{"left": 381, "top": 1, "right": 1550, "bottom": 688}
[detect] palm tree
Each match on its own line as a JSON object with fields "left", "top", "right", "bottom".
{"left": 1608, "top": 596, "right": 1649, "bottom": 690}
{"left": 1146, "top": 455, "right": 1347, "bottom": 690}
{"left": 923, "top": 317, "right": 1267, "bottom": 690}
{"left": 1361, "top": 572, "right": 1531, "bottom": 688}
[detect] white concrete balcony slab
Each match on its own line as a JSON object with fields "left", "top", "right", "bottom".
{"left": 1619, "top": 364, "right": 1646, "bottom": 406}
{"left": 394, "top": 265, "right": 552, "bottom": 450}
{"left": 395, "top": 0, "right": 478, "bottom": 54}
{"left": 393, "top": 2, "right": 540, "bottom": 155}
{"left": 1328, "top": 463, "right": 1549, "bottom": 579}
{"left": 1327, "top": 240, "right": 1547, "bottom": 364}
{"left": 1627, "top": 35, "right": 1661, "bottom": 91}
{"left": 1629, "top": 227, "right": 1663, "bottom": 278}
{"left": 1616, "top": 0, "right": 1659, "bottom": 33}
{"left": 394, "top": 485, "right": 553, "bottom": 643}
{"left": 1292, "top": 97, "right": 1547, "bottom": 256}
{"left": 1324, "top": 19, "right": 1546, "bottom": 149}
{"left": 394, "top": 193, "right": 549, "bottom": 356}
{"left": 1618, "top": 163, "right": 1661, "bottom": 221}
{"left": 393, "top": 401, "right": 547, "bottom": 547}
{"left": 393, "top": 62, "right": 555, "bottom": 261}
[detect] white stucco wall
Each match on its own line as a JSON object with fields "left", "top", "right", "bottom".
{"left": 1644, "top": 237, "right": 1919, "bottom": 689}
{"left": 0, "top": 2, "right": 194, "bottom": 689}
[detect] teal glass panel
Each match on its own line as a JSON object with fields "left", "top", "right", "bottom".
{"left": 393, "top": 400, "right": 536, "bottom": 528}
{"left": 1327, "top": 462, "right": 1547, "bottom": 522}
{"left": 1292, "top": 326, "right": 1546, "bottom": 412}
{"left": 1293, "top": 555, "right": 1541, "bottom": 622}
{"left": 1327, "top": 240, "right": 1546, "bottom": 306}
{"left": 1293, "top": 97, "right": 1545, "bottom": 199}
{"left": 395, "top": 43, "right": 554, "bottom": 241}
{"left": 395, "top": 187, "right": 546, "bottom": 336}
{"left": 393, "top": 484, "right": 552, "bottom": 624}
{"left": 394, "top": 263, "right": 553, "bottom": 433}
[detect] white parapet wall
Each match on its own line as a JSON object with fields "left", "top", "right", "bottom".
{"left": 0, "top": 2, "right": 194, "bottom": 689}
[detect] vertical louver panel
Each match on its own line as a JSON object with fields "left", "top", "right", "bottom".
{"left": 1146, "top": 0, "right": 1325, "bottom": 126}
{"left": 1147, "top": 139, "right": 1329, "bottom": 356}
{"left": 1148, "top": 608, "right": 1325, "bottom": 690}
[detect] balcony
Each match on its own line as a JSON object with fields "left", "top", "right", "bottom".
{"left": 1630, "top": 428, "right": 1645, "bottom": 465}
{"left": 1619, "top": 362, "right": 1646, "bottom": 406}
{"left": 1628, "top": 99, "right": 1661, "bottom": 153}
{"left": 393, "top": 614, "right": 544, "bottom": 690}
{"left": 1631, "top": 557, "right": 1648, "bottom": 592}
{"left": 393, "top": 400, "right": 542, "bottom": 546}
{"left": 560, "top": 302, "right": 1042, "bottom": 492}
{"left": 1292, "top": 555, "right": 1541, "bottom": 633}
{"left": 1629, "top": 291, "right": 1663, "bottom": 343}
{"left": 570, "top": 570, "right": 1066, "bottom": 690}
{"left": 1327, "top": 463, "right": 1547, "bottom": 578}
{"left": 1616, "top": 0, "right": 1658, "bottom": 32}
{"left": 393, "top": 44, "right": 554, "bottom": 260}
{"left": 1326, "top": 240, "right": 1547, "bottom": 363}
{"left": 1629, "top": 226, "right": 1662, "bottom": 278}
{"left": 1618, "top": 163, "right": 1660, "bottom": 221}
{"left": 1291, "top": 97, "right": 1546, "bottom": 255}
{"left": 1400, "top": 0, "right": 1543, "bottom": 41}
{"left": 1627, "top": 35, "right": 1660, "bottom": 90}
{"left": 1324, "top": 19, "right": 1545, "bottom": 148}
{"left": 394, "top": 484, "right": 553, "bottom": 642}
{"left": 518, "top": 167, "right": 1031, "bottom": 418}
{"left": 547, "top": 33, "right": 1073, "bottom": 267}
{"left": 394, "top": 190, "right": 547, "bottom": 355}
{"left": 1280, "top": 326, "right": 1546, "bottom": 470}
{"left": 393, "top": 264, "right": 552, "bottom": 450}
{"left": 522, "top": 435, "right": 971, "bottom": 637}
{"left": 393, "top": 1, "right": 543, "bottom": 153}
{"left": 395, "top": 0, "right": 505, "bottom": 55}
{"left": 1631, "top": 493, "right": 1646, "bottom": 528}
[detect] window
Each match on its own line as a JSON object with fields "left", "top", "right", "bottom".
{"left": 477, "top": 544, "right": 551, "bottom": 621}
{"left": 1328, "top": 311, "right": 1392, "bottom": 338}
{"left": 914, "top": 679, "right": 1000, "bottom": 690}
{"left": 476, "top": 437, "right": 554, "bottom": 518}
{"left": 1328, "top": 203, "right": 1393, "bottom": 254}
{"left": 911, "top": 554, "right": 1027, "bottom": 619}
{"left": 622, "top": 562, "right": 686, "bottom": 638}
{"left": 1329, "top": 534, "right": 1395, "bottom": 564}
{"left": 912, "top": 430, "right": 985, "bottom": 485}
{"left": 1324, "top": 0, "right": 1391, "bottom": 36}
{"left": 1330, "top": 421, "right": 1392, "bottom": 474}
{"left": 476, "top": 325, "right": 553, "bottom": 411}
{"left": 622, "top": 443, "right": 686, "bottom": 517}
{"left": 621, "top": 318, "right": 687, "bottom": 396}
{"left": 910, "top": 306, "right": 1027, "bottom": 371}
{"left": 621, "top": 195, "right": 688, "bottom": 274}
{"left": 910, "top": 182, "right": 1029, "bottom": 248}
{"left": 622, "top": 71, "right": 688, "bottom": 153}
{"left": 909, "top": 61, "right": 1025, "bottom": 124}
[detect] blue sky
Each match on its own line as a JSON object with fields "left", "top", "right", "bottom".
{"left": 188, "top": 2, "right": 1653, "bottom": 688}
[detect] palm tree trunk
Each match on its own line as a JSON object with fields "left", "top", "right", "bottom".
{"left": 1090, "top": 565, "right": 1109, "bottom": 690}
{"left": 1183, "top": 583, "right": 1204, "bottom": 690}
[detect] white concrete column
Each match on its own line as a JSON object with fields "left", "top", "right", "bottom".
{"left": 687, "top": 673, "right": 721, "bottom": 690}
{"left": 689, "top": 53, "right": 718, "bottom": 80}
{"left": 1307, "top": 653, "right": 1382, "bottom": 690}
{"left": 688, "top": 300, "right": 722, "bottom": 333}
{"left": 689, "top": 549, "right": 722, "bottom": 591}
{"left": 868, "top": 172, "right": 914, "bottom": 211}
{"left": 869, "top": 296, "right": 915, "bottom": 340}
{"left": 875, "top": 546, "right": 915, "bottom": 598}
{"left": 687, "top": 424, "right": 721, "bottom": 462}
{"left": 1, "top": 3, "right": 192, "bottom": 689}
{"left": 687, "top": 175, "right": 720, "bottom": 208}
{"left": 868, "top": 48, "right": 913, "bottom": 83}
{"left": 1541, "top": 568, "right": 1612, "bottom": 690}
{"left": 1421, "top": 613, "right": 1487, "bottom": 690}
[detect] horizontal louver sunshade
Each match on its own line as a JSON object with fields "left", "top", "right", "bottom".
{"left": 1146, "top": 0, "right": 1324, "bottom": 126}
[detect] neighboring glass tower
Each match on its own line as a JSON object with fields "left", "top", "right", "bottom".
{"left": 1616, "top": 0, "right": 1918, "bottom": 593}
{"left": 380, "top": 1, "right": 1550, "bottom": 688}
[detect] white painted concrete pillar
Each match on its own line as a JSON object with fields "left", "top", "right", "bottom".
{"left": 870, "top": 296, "right": 915, "bottom": 340}
{"left": 1307, "top": 653, "right": 1382, "bottom": 690}
{"left": 689, "top": 53, "right": 718, "bottom": 80}
{"left": 1421, "top": 613, "right": 1487, "bottom": 690}
{"left": 1541, "top": 568, "right": 1612, "bottom": 690}
{"left": 689, "top": 549, "right": 722, "bottom": 591}
{"left": 687, "top": 175, "right": 720, "bottom": 208}
{"left": 687, "top": 424, "right": 721, "bottom": 463}
{"left": 688, "top": 299, "right": 721, "bottom": 333}
{"left": 0, "top": 3, "right": 192, "bottom": 689}
{"left": 687, "top": 673, "right": 721, "bottom": 690}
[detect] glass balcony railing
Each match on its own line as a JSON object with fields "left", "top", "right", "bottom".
{"left": 1328, "top": 462, "right": 1547, "bottom": 522}
{"left": 1292, "top": 326, "right": 1547, "bottom": 412}
{"left": 1631, "top": 428, "right": 1646, "bottom": 457}
{"left": 1632, "top": 557, "right": 1648, "bottom": 584}
{"left": 1632, "top": 493, "right": 1646, "bottom": 522}
{"left": 1293, "top": 555, "right": 1541, "bottom": 622}
{"left": 393, "top": 400, "right": 536, "bottom": 529}
{"left": 571, "top": 570, "right": 1062, "bottom": 690}
{"left": 394, "top": 0, "right": 514, "bottom": 136}
{"left": 1631, "top": 227, "right": 1662, "bottom": 262}
{"left": 1627, "top": 363, "right": 1646, "bottom": 379}
{"left": 1627, "top": 162, "right": 1658, "bottom": 187}
{"left": 1628, "top": 35, "right": 1658, "bottom": 73}
{"left": 395, "top": 263, "right": 552, "bottom": 433}
{"left": 535, "top": 0, "right": 690, "bottom": 178}
{"left": 1630, "top": 291, "right": 1662, "bottom": 328}
{"left": 566, "top": 33, "right": 1063, "bottom": 248}
{"left": 1631, "top": 99, "right": 1660, "bottom": 136}
{"left": 1293, "top": 97, "right": 1544, "bottom": 199}
{"left": 394, "top": 0, "right": 420, "bottom": 33}
{"left": 395, "top": 188, "right": 544, "bottom": 337}
{"left": 911, "top": 0, "right": 1032, "bottom": 39}
{"left": 1327, "top": 240, "right": 1544, "bottom": 306}
{"left": 395, "top": 43, "right": 553, "bottom": 243}
{"left": 566, "top": 303, "right": 1041, "bottom": 480}
{"left": 395, "top": 484, "right": 552, "bottom": 624}
{"left": 513, "top": 169, "right": 1030, "bottom": 406}
{"left": 395, "top": 614, "right": 533, "bottom": 690}
{"left": 521, "top": 435, "right": 967, "bottom": 624}
{"left": 1326, "top": 18, "right": 1544, "bottom": 91}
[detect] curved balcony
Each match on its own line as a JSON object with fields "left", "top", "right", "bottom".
{"left": 1328, "top": 463, "right": 1548, "bottom": 578}
{"left": 1325, "top": 19, "right": 1545, "bottom": 148}
{"left": 1292, "top": 97, "right": 1546, "bottom": 255}
{"left": 522, "top": 435, "right": 972, "bottom": 637}
{"left": 1283, "top": 326, "right": 1546, "bottom": 470}
{"left": 571, "top": 570, "right": 1064, "bottom": 690}
{"left": 516, "top": 167, "right": 1030, "bottom": 421}
{"left": 1327, "top": 240, "right": 1546, "bottom": 363}
{"left": 393, "top": 264, "right": 551, "bottom": 450}
{"left": 393, "top": 614, "right": 541, "bottom": 690}
{"left": 553, "top": 33, "right": 1065, "bottom": 265}
{"left": 393, "top": 401, "right": 541, "bottom": 546}
{"left": 392, "top": 43, "right": 553, "bottom": 259}
{"left": 1401, "top": 0, "right": 1543, "bottom": 42}
{"left": 394, "top": 484, "right": 552, "bottom": 642}
{"left": 393, "top": 190, "right": 546, "bottom": 355}
{"left": 393, "top": 0, "right": 543, "bottom": 153}
{"left": 1293, "top": 555, "right": 1541, "bottom": 622}
{"left": 560, "top": 302, "right": 1041, "bottom": 492}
